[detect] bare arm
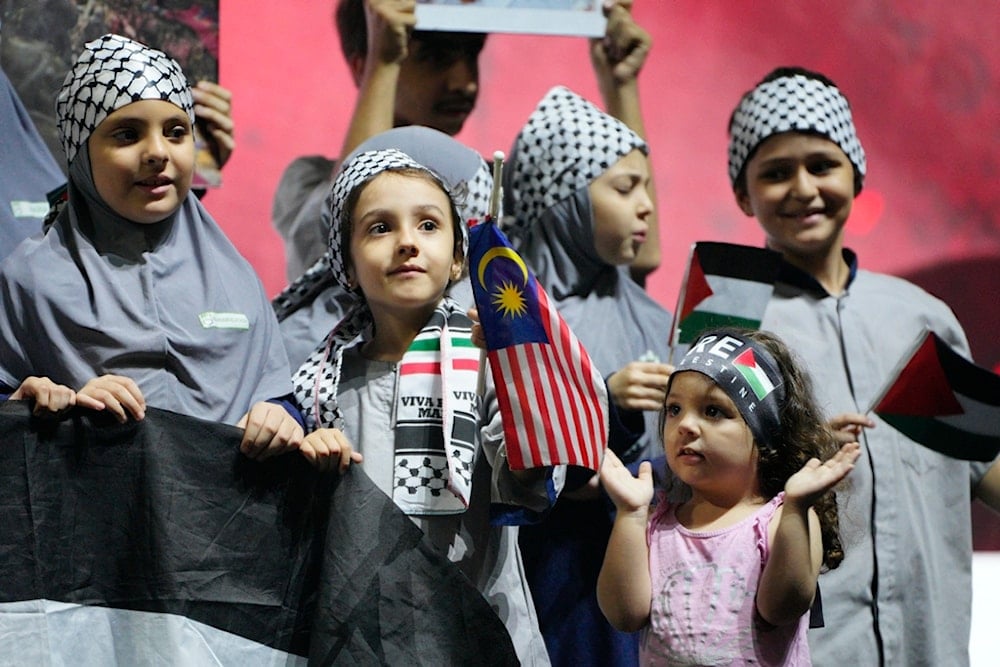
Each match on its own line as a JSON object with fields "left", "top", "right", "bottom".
{"left": 591, "top": 0, "right": 659, "bottom": 283}
{"left": 338, "top": 0, "right": 416, "bottom": 158}
{"left": 757, "top": 442, "right": 859, "bottom": 626}
{"left": 597, "top": 450, "right": 653, "bottom": 631}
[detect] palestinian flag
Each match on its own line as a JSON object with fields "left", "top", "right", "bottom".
{"left": 733, "top": 347, "right": 778, "bottom": 401}
{"left": 0, "top": 403, "right": 518, "bottom": 665}
{"left": 670, "top": 242, "right": 782, "bottom": 348}
{"left": 871, "top": 330, "right": 1000, "bottom": 462}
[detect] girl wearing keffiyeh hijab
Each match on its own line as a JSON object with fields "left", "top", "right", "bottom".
{"left": 0, "top": 35, "right": 295, "bottom": 457}
{"left": 290, "top": 148, "right": 556, "bottom": 666}
{"left": 503, "top": 85, "right": 674, "bottom": 666}
{"left": 598, "top": 328, "right": 857, "bottom": 667}
{"left": 271, "top": 125, "right": 493, "bottom": 371}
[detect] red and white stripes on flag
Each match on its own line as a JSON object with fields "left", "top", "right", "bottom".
{"left": 488, "top": 286, "right": 609, "bottom": 472}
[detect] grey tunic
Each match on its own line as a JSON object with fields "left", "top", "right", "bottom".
{"left": 335, "top": 343, "right": 553, "bottom": 666}
{"left": 0, "top": 147, "right": 292, "bottom": 425}
{"left": 761, "top": 258, "right": 993, "bottom": 667}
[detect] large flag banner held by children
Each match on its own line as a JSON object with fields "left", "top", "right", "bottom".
{"left": 468, "top": 221, "right": 609, "bottom": 471}
{"left": 869, "top": 329, "right": 1000, "bottom": 461}
{"left": 670, "top": 242, "right": 782, "bottom": 349}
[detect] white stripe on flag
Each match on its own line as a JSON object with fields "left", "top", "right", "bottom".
{"left": 702, "top": 274, "right": 775, "bottom": 321}
{"left": 0, "top": 600, "right": 304, "bottom": 666}
{"left": 941, "top": 393, "right": 1000, "bottom": 437}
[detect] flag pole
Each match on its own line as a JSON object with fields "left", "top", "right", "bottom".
{"left": 477, "top": 151, "right": 506, "bottom": 396}
{"left": 489, "top": 150, "right": 504, "bottom": 222}
{"left": 667, "top": 243, "right": 697, "bottom": 365}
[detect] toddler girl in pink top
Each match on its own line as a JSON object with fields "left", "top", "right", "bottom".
{"left": 598, "top": 328, "right": 859, "bottom": 666}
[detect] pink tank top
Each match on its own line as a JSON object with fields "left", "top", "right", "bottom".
{"left": 642, "top": 493, "right": 811, "bottom": 666}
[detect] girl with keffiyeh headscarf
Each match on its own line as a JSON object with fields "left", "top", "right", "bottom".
{"left": 503, "top": 86, "right": 675, "bottom": 666}
{"left": 289, "top": 147, "right": 557, "bottom": 666}
{"left": 0, "top": 34, "right": 296, "bottom": 457}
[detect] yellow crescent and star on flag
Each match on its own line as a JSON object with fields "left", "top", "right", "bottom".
{"left": 477, "top": 247, "right": 530, "bottom": 319}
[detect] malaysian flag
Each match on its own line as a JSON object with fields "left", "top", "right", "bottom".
{"left": 467, "top": 220, "right": 609, "bottom": 471}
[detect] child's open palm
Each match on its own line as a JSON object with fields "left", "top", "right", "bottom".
{"left": 784, "top": 441, "right": 861, "bottom": 507}
{"left": 600, "top": 449, "right": 654, "bottom": 513}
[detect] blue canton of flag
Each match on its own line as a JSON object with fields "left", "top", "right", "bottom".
{"left": 469, "top": 223, "right": 548, "bottom": 349}
{"left": 467, "top": 221, "right": 608, "bottom": 472}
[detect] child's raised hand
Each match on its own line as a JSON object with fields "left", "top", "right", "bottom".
{"left": 78, "top": 374, "right": 145, "bottom": 423}
{"left": 300, "top": 428, "right": 364, "bottom": 473}
{"left": 366, "top": 0, "right": 417, "bottom": 65}
{"left": 828, "top": 412, "right": 876, "bottom": 444}
{"left": 237, "top": 402, "right": 303, "bottom": 461}
{"left": 607, "top": 361, "right": 673, "bottom": 412}
{"left": 192, "top": 81, "right": 235, "bottom": 169}
{"left": 600, "top": 449, "right": 654, "bottom": 513}
{"left": 590, "top": 1, "right": 652, "bottom": 86}
{"left": 784, "top": 441, "right": 861, "bottom": 508}
{"left": 10, "top": 376, "right": 105, "bottom": 417}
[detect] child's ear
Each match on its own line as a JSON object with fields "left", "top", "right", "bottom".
{"left": 450, "top": 258, "right": 464, "bottom": 282}
{"left": 735, "top": 189, "right": 756, "bottom": 217}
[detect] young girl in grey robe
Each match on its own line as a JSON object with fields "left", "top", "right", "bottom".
{"left": 0, "top": 34, "right": 295, "bottom": 458}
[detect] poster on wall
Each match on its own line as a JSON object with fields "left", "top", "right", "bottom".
{"left": 416, "top": 0, "right": 606, "bottom": 37}
{"left": 0, "top": 0, "right": 221, "bottom": 187}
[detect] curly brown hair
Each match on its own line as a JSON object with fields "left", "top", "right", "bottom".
{"left": 663, "top": 326, "right": 848, "bottom": 570}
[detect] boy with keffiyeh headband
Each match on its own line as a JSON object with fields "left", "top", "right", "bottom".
{"left": 728, "top": 66, "right": 1000, "bottom": 666}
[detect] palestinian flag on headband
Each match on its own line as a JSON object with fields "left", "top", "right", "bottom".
{"left": 733, "top": 347, "right": 778, "bottom": 401}
{"left": 870, "top": 329, "right": 1000, "bottom": 462}
{"left": 0, "top": 402, "right": 518, "bottom": 665}
{"left": 670, "top": 242, "right": 782, "bottom": 348}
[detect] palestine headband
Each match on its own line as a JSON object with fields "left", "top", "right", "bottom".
{"left": 727, "top": 72, "right": 866, "bottom": 190}
{"left": 57, "top": 34, "right": 194, "bottom": 165}
{"left": 672, "top": 332, "right": 785, "bottom": 446}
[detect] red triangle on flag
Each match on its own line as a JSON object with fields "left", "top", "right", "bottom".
{"left": 680, "top": 249, "right": 714, "bottom": 321}
{"left": 876, "top": 333, "right": 964, "bottom": 416}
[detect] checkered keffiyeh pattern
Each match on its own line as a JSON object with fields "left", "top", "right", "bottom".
{"left": 321, "top": 149, "right": 469, "bottom": 297}
{"left": 56, "top": 34, "right": 194, "bottom": 165}
{"left": 273, "top": 148, "right": 490, "bottom": 322}
{"left": 728, "top": 73, "right": 866, "bottom": 188}
{"left": 508, "top": 86, "right": 647, "bottom": 229}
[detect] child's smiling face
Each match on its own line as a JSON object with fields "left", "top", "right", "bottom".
{"left": 88, "top": 99, "right": 195, "bottom": 224}
{"left": 736, "top": 132, "right": 856, "bottom": 264}
{"left": 347, "top": 171, "right": 463, "bottom": 319}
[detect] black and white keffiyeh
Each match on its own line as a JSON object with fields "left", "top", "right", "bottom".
{"left": 56, "top": 33, "right": 194, "bottom": 166}
{"left": 0, "top": 33, "right": 292, "bottom": 425}
{"left": 503, "top": 85, "right": 647, "bottom": 234}
{"left": 291, "top": 149, "right": 480, "bottom": 514}
{"left": 502, "top": 85, "right": 671, "bottom": 462}
{"left": 272, "top": 128, "right": 491, "bottom": 321}
{"left": 728, "top": 72, "right": 866, "bottom": 189}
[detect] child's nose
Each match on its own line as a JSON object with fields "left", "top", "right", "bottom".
{"left": 143, "top": 135, "right": 169, "bottom": 165}
{"left": 789, "top": 167, "right": 819, "bottom": 199}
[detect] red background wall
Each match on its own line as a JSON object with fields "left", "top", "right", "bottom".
{"left": 210, "top": 1, "right": 1000, "bottom": 547}
{"left": 211, "top": 1, "right": 1000, "bottom": 375}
